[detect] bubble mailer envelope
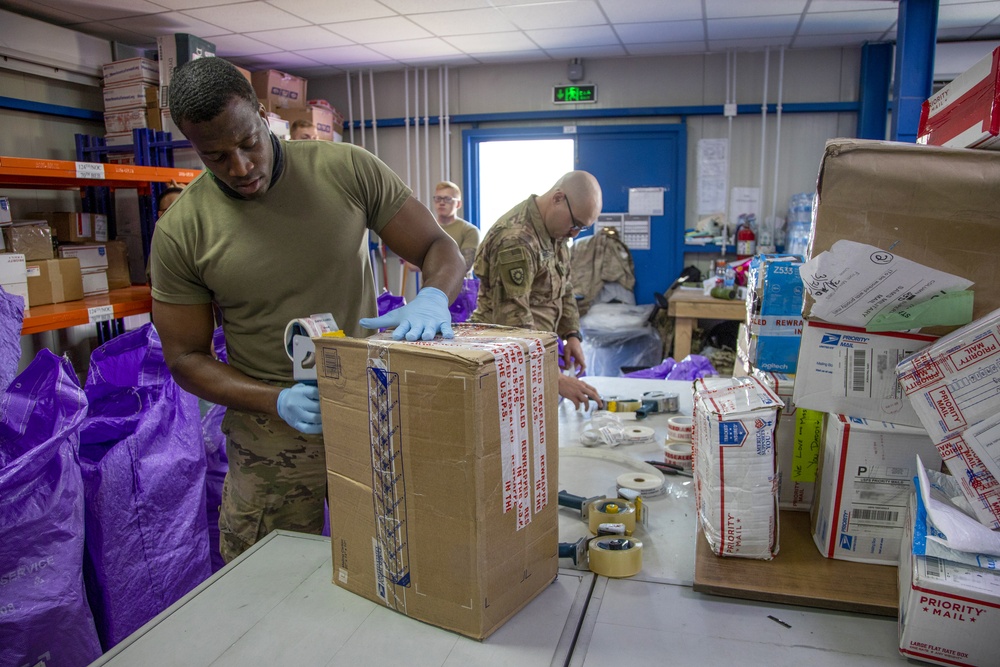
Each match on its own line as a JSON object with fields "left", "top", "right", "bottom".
{"left": 694, "top": 376, "right": 783, "bottom": 560}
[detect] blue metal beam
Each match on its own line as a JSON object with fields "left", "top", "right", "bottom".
{"left": 343, "top": 100, "right": 859, "bottom": 130}
{"left": 0, "top": 96, "right": 103, "bottom": 122}
{"left": 892, "top": 0, "right": 939, "bottom": 142}
{"left": 858, "top": 42, "right": 894, "bottom": 139}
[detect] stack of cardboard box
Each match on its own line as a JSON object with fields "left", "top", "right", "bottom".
{"left": 102, "top": 57, "right": 161, "bottom": 148}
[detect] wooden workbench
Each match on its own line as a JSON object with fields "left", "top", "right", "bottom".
{"left": 667, "top": 288, "right": 747, "bottom": 359}
{"left": 693, "top": 510, "right": 898, "bottom": 617}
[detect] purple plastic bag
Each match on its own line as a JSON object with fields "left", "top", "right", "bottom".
{"left": 666, "top": 354, "right": 718, "bottom": 380}
{"left": 448, "top": 277, "right": 479, "bottom": 324}
{"left": 623, "top": 358, "right": 677, "bottom": 379}
{"left": 0, "top": 285, "right": 25, "bottom": 394}
{"left": 377, "top": 289, "right": 406, "bottom": 316}
{"left": 202, "top": 326, "right": 228, "bottom": 572}
{"left": 79, "top": 323, "right": 211, "bottom": 649}
{"left": 0, "top": 350, "right": 103, "bottom": 667}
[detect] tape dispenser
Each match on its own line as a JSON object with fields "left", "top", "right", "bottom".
{"left": 284, "top": 313, "right": 341, "bottom": 381}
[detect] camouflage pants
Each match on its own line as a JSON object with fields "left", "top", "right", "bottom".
{"left": 219, "top": 409, "right": 327, "bottom": 563}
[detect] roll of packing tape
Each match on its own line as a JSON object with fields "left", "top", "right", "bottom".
{"left": 616, "top": 472, "right": 665, "bottom": 498}
{"left": 588, "top": 499, "right": 637, "bottom": 535}
{"left": 663, "top": 441, "right": 693, "bottom": 470}
{"left": 597, "top": 522, "right": 627, "bottom": 536}
{"left": 588, "top": 536, "right": 643, "bottom": 578}
{"left": 283, "top": 313, "right": 339, "bottom": 359}
{"left": 608, "top": 397, "right": 641, "bottom": 413}
{"left": 666, "top": 415, "right": 693, "bottom": 443}
{"left": 641, "top": 391, "right": 680, "bottom": 413}
{"left": 624, "top": 425, "right": 656, "bottom": 443}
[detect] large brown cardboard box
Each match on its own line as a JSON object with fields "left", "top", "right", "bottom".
{"left": 26, "top": 257, "right": 83, "bottom": 307}
{"left": 280, "top": 106, "right": 336, "bottom": 141}
{"left": 3, "top": 221, "right": 53, "bottom": 260}
{"left": 314, "top": 324, "right": 559, "bottom": 640}
{"left": 251, "top": 69, "right": 306, "bottom": 110}
{"left": 805, "top": 139, "right": 1000, "bottom": 335}
{"left": 104, "top": 240, "right": 131, "bottom": 290}
{"left": 29, "top": 211, "right": 91, "bottom": 243}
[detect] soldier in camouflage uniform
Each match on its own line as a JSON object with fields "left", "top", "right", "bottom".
{"left": 150, "top": 58, "right": 464, "bottom": 562}
{"left": 471, "top": 171, "right": 604, "bottom": 409}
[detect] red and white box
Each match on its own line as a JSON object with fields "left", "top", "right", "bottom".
{"left": 899, "top": 494, "right": 1000, "bottom": 666}
{"left": 811, "top": 415, "right": 941, "bottom": 565}
{"left": 897, "top": 306, "right": 1000, "bottom": 444}
{"left": 933, "top": 418, "right": 1000, "bottom": 531}
{"left": 918, "top": 46, "right": 1000, "bottom": 150}
{"left": 693, "top": 376, "right": 783, "bottom": 560}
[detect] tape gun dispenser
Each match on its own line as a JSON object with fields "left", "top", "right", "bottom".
{"left": 284, "top": 313, "right": 341, "bottom": 381}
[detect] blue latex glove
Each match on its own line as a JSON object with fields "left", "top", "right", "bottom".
{"left": 277, "top": 382, "right": 323, "bottom": 434}
{"left": 360, "top": 286, "right": 454, "bottom": 341}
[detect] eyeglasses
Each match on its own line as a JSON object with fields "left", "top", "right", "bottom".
{"left": 564, "top": 194, "right": 587, "bottom": 230}
{"left": 433, "top": 195, "right": 457, "bottom": 204}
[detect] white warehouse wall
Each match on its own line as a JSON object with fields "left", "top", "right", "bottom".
{"left": 309, "top": 47, "right": 862, "bottom": 229}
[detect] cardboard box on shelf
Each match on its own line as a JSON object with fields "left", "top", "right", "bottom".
{"left": 792, "top": 320, "right": 937, "bottom": 428}
{"left": 157, "top": 33, "right": 216, "bottom": 106}
{"left": 280, "top": 106, "right": 336, "bottom": 141}
{"left": 753, "top": 368, "right": 818, "bottom": 512}
{"left": 807, "top": 139, "right": 1000, "bottom": 335}
{"left": 2, "top": 221, "right": 53, "bottom": 261}
{"left": 80, "top": 269, "right": 109, "bottom": 296}
{"left": 29, "top": 212, "right": 92, "bottom": 243}
{"left": 918, "top": 46, "right": 1000, "bottom": 150}
{"left": 102, "top": 57, "right": 158, "bottom": 86}
{"left": 102, "top": 82, "right": 159, "bottom": 111}
{"left": 265, "top": 114, "right": 289, "bottom": 139}
{"left": 744, "top": 254, "right": 804, "bottom": 373}
{"left": 58, "top": 244, "right": 108, "bottom": 271}
{"left": 308, "top": 99, "right": 345, "bottom": 128}
{"left": 314, "top": 324, "right": 559, "bottom": 640}
{"left": 0, "top": 252, "right": 29, "bottom": 306}
{"left": 898, "top": 493, "right": 1000, "bottom": 666}
{"left": 25, "top": 257, "right": 83, "bottom": 307}
{"left": 159, "top": 109, "right": 184, "bottom": 139}
{"left": 104, "top": 107, "right": 162, "bottom": 134}
{"left": 104, "top": 240, "right": 131, "bottom": 290}
{"left": 252, "top": 69, "right": 306, "bottom": 110}
{"left": 811, "top": 415, "right": 941, "bottom": 565}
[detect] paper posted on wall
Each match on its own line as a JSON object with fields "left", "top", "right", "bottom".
{"left": 799, "top": 240, "right": 973, "bottom": 329}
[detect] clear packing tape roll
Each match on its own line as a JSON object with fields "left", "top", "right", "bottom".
{"left": 588, "top": 536, "right": 643, "bottom": 577}
{"left": 588, "top": 499, "right": 637, "bottom": 535}
{"left": 283, "top": 313, "right": 340, "bottom": 360}
{"left": 580, "top": 411, "right": 656, "bottom": 447}
{"left": 616, "top": 472, "right": 665, "bottom": 498}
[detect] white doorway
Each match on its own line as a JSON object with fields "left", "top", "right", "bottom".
{"left": 476, "top": 139, "right": 575, "bottom": 236}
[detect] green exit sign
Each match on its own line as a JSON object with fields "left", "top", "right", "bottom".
{"left": 553, "top": 84, "right": 597, "bottom": 104}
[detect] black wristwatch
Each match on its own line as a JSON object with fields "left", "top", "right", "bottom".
{"left": 565, "top": 331, "right": 583, "bottom": 343}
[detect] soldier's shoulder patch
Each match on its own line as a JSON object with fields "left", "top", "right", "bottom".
{"left": 497, "top": 247, "right": 530, "bottom": 298}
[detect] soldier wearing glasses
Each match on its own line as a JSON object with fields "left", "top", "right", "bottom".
{"left": 471, "top": 171, "right": 604, "bottom": 409}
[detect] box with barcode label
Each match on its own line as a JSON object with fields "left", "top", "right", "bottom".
{"left": 812, "top": 415, "right": 941, "bottom": 564}
{"left": 793, "top": 320, "right": 937, "bottom": 427}
{"left": 313, "top": 324, "right": 559, "bottom": 639}
{"left": 899, "top": 493, "right": 1000, "bottom": 666}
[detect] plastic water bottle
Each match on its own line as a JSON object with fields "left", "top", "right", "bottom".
{"left": 786, "top": 220, "right": 810, "bottom": 259}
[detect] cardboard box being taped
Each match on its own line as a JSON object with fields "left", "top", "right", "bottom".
{"left": 806, "top": 139, "right": 1000, "bottom": 335}
{"left": 314, "top": 324, "right": 559, "bottom": 640}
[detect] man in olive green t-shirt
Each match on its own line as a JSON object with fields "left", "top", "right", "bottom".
{"left": 150, "top": 57, "right": 465, "bottom": 562}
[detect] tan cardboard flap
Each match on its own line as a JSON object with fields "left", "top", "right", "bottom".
{"left": 807, "top": 139, "right": 1000, "bottom": 334}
